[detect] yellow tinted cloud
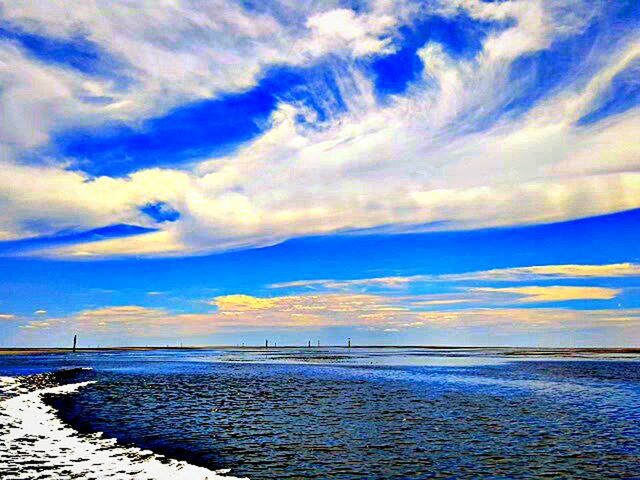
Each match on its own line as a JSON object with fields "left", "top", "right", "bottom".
{"left": 21, "top": 294, "right": 409, "bottom": 337}
{"left": 44, "top": 230, "right": 186, "bottom": 258}
{"left": 211, "top": 293, "right": 409, "bottom": 327}
{"left": 212, "top": 294, "right": 282, "bottom": 311}
{"left": 17, "top": 300, "right": 640, "bottom": 339}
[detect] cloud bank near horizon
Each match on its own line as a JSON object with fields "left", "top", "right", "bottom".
{"left": 7, "top": 259, "right": 640, "bottom": 346}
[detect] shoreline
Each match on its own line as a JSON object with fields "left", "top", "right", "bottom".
{"left": 1, "top": 346, "right": 640, "bottom": 356}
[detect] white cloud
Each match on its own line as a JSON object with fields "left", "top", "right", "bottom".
{"left": 305, "top": 8, "right": 397, "bottom": 57}
{"left": 0, "top": 1, "right": 639, "bottom": 256}
{"left": 444, "top": 263, "right": 640, "bottom": 281}
{"left": 269, "top": 263, "right": 640, "bottom": 292}
{"left": 0, "top": 0, "right": 407, "bottom": 154}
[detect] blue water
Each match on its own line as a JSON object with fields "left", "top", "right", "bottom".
{"left": 1, "top": 348, "right": 640, "bottom": 479}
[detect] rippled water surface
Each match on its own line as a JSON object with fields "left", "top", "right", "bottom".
{"left": 1, "top": 348, "right": 640, "bottom": 479}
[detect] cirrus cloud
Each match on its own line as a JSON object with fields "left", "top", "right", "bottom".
{"left": 0, "top": 1, "right": 639, "bottom": 257}
{"left": 469, "top": 286, "right": 621, "bottom": 303}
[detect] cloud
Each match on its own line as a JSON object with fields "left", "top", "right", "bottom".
{"left": 0, "top": 314, "right": 15, "bottom": 320}
{"left": 16, "top": 298, "right": 640, "bottom": 340}
{"left": 444, "top": 263, "right": 640, "bottom": 281}
{"left": 18, "top": 294, "right": 409, "bottom": 337}
{"left": 469, "top": 286, "right": 621, "bottom": 303}
{"left": 305, "top": 8, "right": 397, "bottom": 57}
{"left": 22, "top": 321, "right": 51, "bottom": 329}
{"left": 1, "top": 1, "right": 639, "bottom": 256}
{"left": 209, "top": 293, "right": 410, "bottom": 328}
{"left": 47, "top": 230, "right": 186, "bottom": 258}
{"left": 271, "top": 263, "right": 640, "bottom": 292}
{"left": 405, "top": 308, "right": 640, "bottom": 332}
{"left": 34, "top": 309, "right": 47, "bottom": 315}
{"left": 411, "top": 299, "right": 472, "bottom": 306}
{"left": 269, "top": 276, "right": 424, "bottom": 290}
{"left": 20, "top": 305, "right": 214, "bottom": 337}
{"left": 0, "top": 0, "right": 407, "bottom": 157}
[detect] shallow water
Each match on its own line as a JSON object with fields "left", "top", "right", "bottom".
{"left": 1, "top": 348, "right": 640, "bottom": 479}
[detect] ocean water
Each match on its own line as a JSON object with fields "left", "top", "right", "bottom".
{"left": 1, "top": 348, "right": 640, "bottom": 479}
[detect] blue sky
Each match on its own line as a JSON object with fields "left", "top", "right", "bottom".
{"left": 1, "top": 0, "right": 640, "bottom": 347}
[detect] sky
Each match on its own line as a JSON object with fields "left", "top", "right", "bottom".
{"left": 1, "top": 0, "right": 640, "bottom": 347}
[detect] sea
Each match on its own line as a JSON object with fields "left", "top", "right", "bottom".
{"left": 1, "top": 347, "right": 639, "bottom": 479}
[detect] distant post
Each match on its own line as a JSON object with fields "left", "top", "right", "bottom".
{"left": 265, "top": 339, "right": 269, "bottom": 349}
{"left": 308, "top": 340, "right": 311, "bottom": 348}
{"left": 348, "top": 337, "right": 351, "bottom": 349}
{"left": 72, "top": 334, "right": 77, "bottom": 353}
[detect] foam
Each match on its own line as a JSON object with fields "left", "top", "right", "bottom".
{"left": 0, "top": 379, "right": 247, "bottom": 479}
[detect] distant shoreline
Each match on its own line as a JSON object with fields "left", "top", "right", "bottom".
{"left": 1, "top": 346, "right": 639, "bottom": 356}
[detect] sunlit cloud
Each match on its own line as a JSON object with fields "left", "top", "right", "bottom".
{"left": 443, "top": 263, "right": 640, "bottom": 281}
{"left": 410, "top": 299, "right": 473, "bottom": 306}
{"left": 403, "top": 308, "right": 640, "bottom": 332}
{"left": 18, "top": 294, "right": 410, "bottom": 337}
{"left": 0, "top": 1, "right": 637, "bottom": 256}
{"left": 46, "top": 230, "right": 187, "bottom": 258}
{"left": 469, "top": 286, "right": 621, "bottom": 303}
{"left": 269, "top": 276, "right": 424, "bottom": 290}
{"left": 0, "top": 314, "right": 15, "bottom": 320}
{"left": 22, "top": 321, "right": 51, "bottom": 329}
{"left": 271, "top": 263, "right": 640, "bottom": 292}
{"left": 16, "top": 298, "right": 640, "bottom": 342}
{"left": 209, "top": 293, "right": 410, "bottom": 328}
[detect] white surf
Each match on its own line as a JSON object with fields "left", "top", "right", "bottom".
{"left": 0, "top": 377, "right": 247, "bottom": 479}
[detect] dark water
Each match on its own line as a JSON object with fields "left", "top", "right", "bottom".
{"left": 2, "top": 348, "right": 640, "bottom": 479}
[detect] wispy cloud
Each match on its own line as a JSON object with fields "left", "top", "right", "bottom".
{"left": 269, "top": 276, "right": 425, "bottom": 290}
{"left": 443, "top": 263, "right": 640, "bottom": 281}
{"left": 410, "top": 299, "right": 472, "bottom": 306}
{"left": 0, "top": 1, "right": 638, "bottom": 256}
{"left": 270, "top": 263, "right": 640, "bottom": 292}
{"left": 0, "top": 314, "right": 15, "bottom": 320}
{"left": 405, "top": 308, "right": 640, "bottom": 332}
{"left": 469, "top": 286, "right": 621, "bottom": 303}
{"left": 22, "top": 320, "right": 50, "bottom": 329}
